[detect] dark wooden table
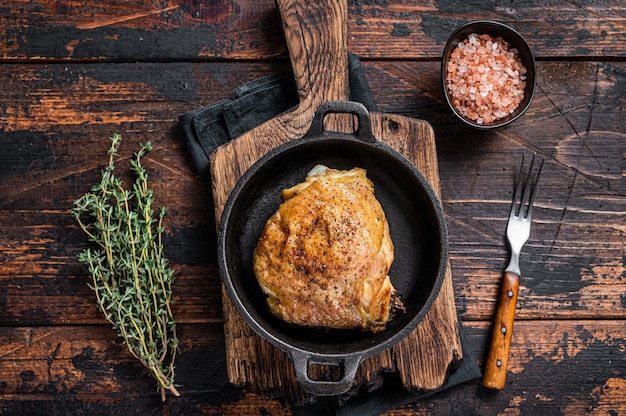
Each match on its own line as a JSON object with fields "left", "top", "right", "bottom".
{"left": 1, "top": 1, "right": 624, "bottom": 415}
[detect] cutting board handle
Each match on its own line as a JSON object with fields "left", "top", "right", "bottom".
{"left": 277, "top": 0, "right": 350, "bottom": 121}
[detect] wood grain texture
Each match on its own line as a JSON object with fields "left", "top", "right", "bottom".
{"left": 0, "top": 61, "right": 623, "bottom": 323}
{"left": 0, "top": 321, "right": 623, "bottom": 415}
{"left": 210, "top": 0, "right": 351, "bottom": 212}
{"left": 482, "top": 271, "right": 520, "bottom": 389}
{"left": 208, "top": 0, "right": 462, "bottom": 403}
{"left": 212, "top": 110, "right": 463, "bottom": 403}
{"left": 0, "top": 0, "right": 624, "bottom": 60}
{"left": 1, "top": 0, "right": 625, "bottom": 412}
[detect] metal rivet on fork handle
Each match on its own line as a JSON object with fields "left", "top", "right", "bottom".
{"left": 483, "top": 153, "right": 544, "bottom": 390}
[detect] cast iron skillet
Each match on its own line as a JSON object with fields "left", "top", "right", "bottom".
{"left": 218, "top": 101, "right": 448, "bottom": 396}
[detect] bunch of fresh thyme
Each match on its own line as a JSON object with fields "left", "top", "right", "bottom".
{"left": 72, "top": 134, "right": 179, "bottom": 401}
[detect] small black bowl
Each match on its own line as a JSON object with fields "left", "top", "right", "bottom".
{"left": 442, "top": 20, "right": 536, "bottom": 129}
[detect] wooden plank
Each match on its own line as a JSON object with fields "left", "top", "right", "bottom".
{"left": 0, "top": 61, "right": 624, "bottom": 327}
{"left": 1, "top": 60, "right": 624, "bottom": 134}
{"left": 2, "top": 205, "right": 623, "bottom": 323}
{"left": 211, "top": 110, "right": 463, "bottom": 403}
{"left": 0, "top": 324, "right": 228, "bottom": 396}
{"left": 0, "top": 62, "right": 289, "bottom": 133}
{"left": 208, "top": 0, "right": 461, "bottom": 402}
{"left": 410, "top": 320, "right": 626, "bottom": 415}
{"left": 0, "top": 321, "right": 623, "bottom": 414}
{"left": 1, "top": 0, "right": 623, "bottom": 413}
{"left": 0, "top": 1, "right": 624, "bottom": 61}
{"left": 0, "top": 324, "right": 291, "bottom": 414}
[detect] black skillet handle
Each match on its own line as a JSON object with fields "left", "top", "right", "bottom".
{"left": 306, "top": 101, "right": 375, "bottom": 143}
{"left": 290, "top": 350, "right": 361, "bottom": 396}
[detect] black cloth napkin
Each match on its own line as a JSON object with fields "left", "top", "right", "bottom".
{"left": 178, "top": 53, "right": 481, "bottom": 415}
{"left": 178, "top": 53, "right": 378, "bottom": 195}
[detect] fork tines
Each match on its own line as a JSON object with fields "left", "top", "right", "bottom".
{"left": 512, "top": 153, "right": 545, "bottom": 219}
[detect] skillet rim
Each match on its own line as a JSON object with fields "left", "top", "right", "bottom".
{"left": 217, "top": 102, "right": 448, "bottom": 380}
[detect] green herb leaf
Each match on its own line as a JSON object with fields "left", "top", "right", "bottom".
{"left": 73, "top": 134, "right": 179, "bottom": 401}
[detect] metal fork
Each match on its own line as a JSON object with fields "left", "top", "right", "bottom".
{"left": 483, "top": 153, "right": 544, "bottom": 390}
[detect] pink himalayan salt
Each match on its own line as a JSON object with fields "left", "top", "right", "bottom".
{"left": 446, "top": 33, "right": 527, "bottom": 125}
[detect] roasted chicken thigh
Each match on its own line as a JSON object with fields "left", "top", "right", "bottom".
{"left": 252, "top": 165, "right": 403, "bottom": 333}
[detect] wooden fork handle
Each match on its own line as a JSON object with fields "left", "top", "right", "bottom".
{"left": 483, "top": 271, "right": 521, "bottom": 389}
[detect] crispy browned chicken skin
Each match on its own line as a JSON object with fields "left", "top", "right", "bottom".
{"left": 253, "top": 165, "right": 402, "bottom": 333}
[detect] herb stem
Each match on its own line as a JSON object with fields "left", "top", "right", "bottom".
{"left": 72, "top": 134, "right": 179, "bottom": 401}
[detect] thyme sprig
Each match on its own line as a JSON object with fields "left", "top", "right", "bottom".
{"left": 72, "top": 134, "right": 179, "bottom": 401}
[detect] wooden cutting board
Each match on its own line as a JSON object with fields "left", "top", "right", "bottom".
{"left": 209, "top": 0, "right": 463, "bottom": 405}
